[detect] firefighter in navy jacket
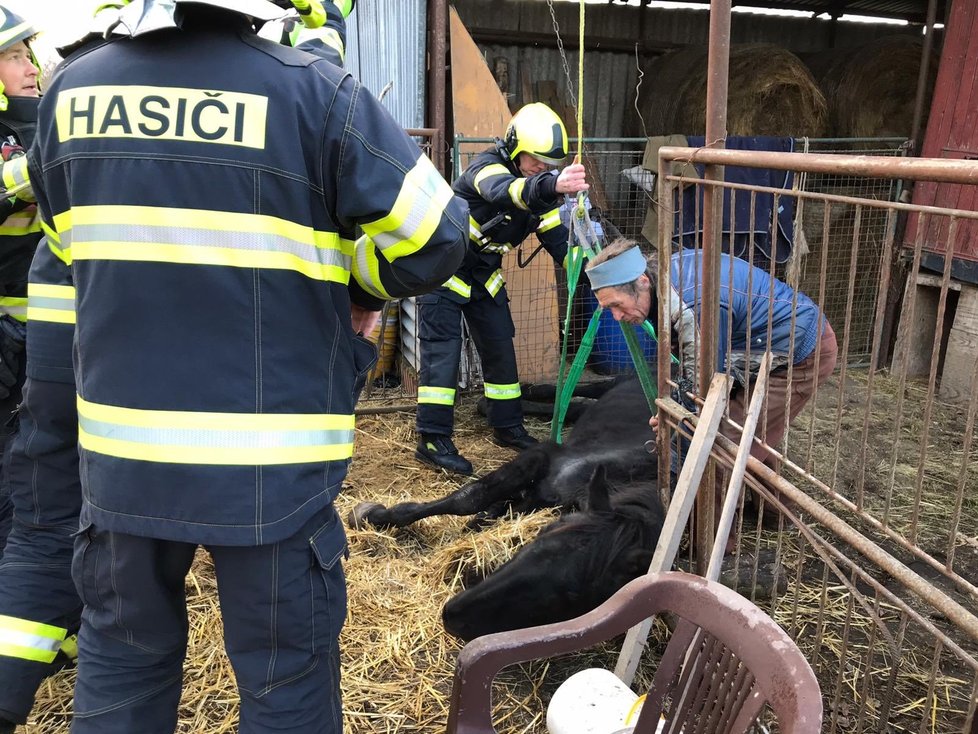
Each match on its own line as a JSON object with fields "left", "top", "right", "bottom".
{"left": 415, "top": 103, "right": 588, "bottom": 475}
{"left": 24, "top": 0, "right": 466, "bottom": 731}
{"left": 0, "top": 6, "right": 43, "bottom": 556}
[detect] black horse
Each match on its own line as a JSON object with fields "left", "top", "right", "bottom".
{"left": 350, "top": 377, "right": 665, "bottom": 640}
{"left": 441, "top": 465, "right": 664, "bottom": 640}
{"left": 350, "top": 377, "right": 657, "bottom": 529}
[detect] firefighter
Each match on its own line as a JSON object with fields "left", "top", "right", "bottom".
{"left": 0, "top": 5, "right": 43, "bottom": 556}
{"left": 415, "top": 102, "right": 589, "bottom": 475}
{"left": 26, "top": 1, "right": 466, "bottom": 732}
{"left": 0, "top": 1, "right": 367, "bottom": 730}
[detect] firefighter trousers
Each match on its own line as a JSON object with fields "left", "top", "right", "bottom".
{"left": 0, "top": 356, "right": 26, "bottom": 557}
{"left": 0, "top": 379, "right": 82, "bottom": 725}
{"left": 69, "top": 503, "right": 348, "bottom": 734}
{"left": 415, "top": 286, "right": 523, "bottom": 436}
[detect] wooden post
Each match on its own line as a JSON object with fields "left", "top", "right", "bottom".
{"left": 706, "top": 353, "right": 772, "bottom": 581}
{"left": 614, "top": 373, "right": 731, "bottom": 685}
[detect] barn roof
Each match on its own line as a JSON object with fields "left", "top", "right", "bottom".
{"left": 605, "top": 0, "right": 947, "bottom": 26}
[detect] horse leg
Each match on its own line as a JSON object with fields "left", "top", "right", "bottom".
{"left": 350, "top": 446, "right": 551, "bottom": 530}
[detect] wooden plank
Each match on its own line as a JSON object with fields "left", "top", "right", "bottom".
{"left": 940, "top": 285, "right": 978, "bottom": 402}
{"left": 707, "top": 354, "right": 772, "bottom": 581}
{"left": 614, "top": 373, "right": 731, "bottom": 685}
{"left": 449, "top": 8, "right": 560, "bottom": 383}
{"left": 892, "top": 275, "right": 941, "bottom": 378}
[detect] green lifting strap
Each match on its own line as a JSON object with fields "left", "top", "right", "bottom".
{"left": 551, "top": 307, "right": 602, "bottom": 442}
{"left": 551, "top": 241, "right": 587, "bottom": 443}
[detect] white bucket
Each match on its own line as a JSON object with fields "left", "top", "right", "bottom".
{"left": 546, "top": 668, "right": 649, "bottom": 734}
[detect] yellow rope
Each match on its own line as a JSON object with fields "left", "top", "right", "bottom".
{"left": 575, "top": 0, "right": 586, "bottom": 218}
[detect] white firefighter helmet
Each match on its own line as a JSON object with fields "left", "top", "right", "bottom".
{"left": 114, "top": 0, "right": 286, "bottom": 37}
{"left": 0, "top": 5, "right": 40, "bottom": 112}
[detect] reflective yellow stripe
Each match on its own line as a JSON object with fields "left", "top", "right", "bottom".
{"left": 351, "top": 235, "right": 392, "bottom": 299}
{"left": 418, "top": 386, "right": 456, "bottom": 406}
{"left": 1, "top": 156, "right": 31, "bottom": 199}
{"left": 294, "top": 26, "right": 345, "bottom": 61}
{"left": 537, "top": 207, "right": 561, "bottom": 233}
{"left": 0, "top": 22, "right": 33, "bottom": 54}
{"left": 443, "top": 275, "right": 471, "bottom": 299}
{"left": 360, "top": 154, "right": 453, "bottom": 261}
{"left": 483, "top": 382, "right": 521, "bottom": 400}
{"left": 507, "top": 178, "right": 528, "bottom": 210}
{"left": 0, "top": 297, "right": 27, "bottom": 323}
{"left": 468, "top": 216, "right": 483, "bottom": 244}
{"left": 53, "top": 206, "right": 352, "bottom": 284}
{"left": 0, "top": 208, "right": 40, "bottom": 236}
{"left": 28, "top": 283, "right": 76, "bottom": 325}
{"left": 485, "top": 269, "right": 504, "bottom": 297}
{"left": 481, "top": 243, "right": 512, "bottom": 254}
{"left": 0, "top": 615, "right": 67, "bottom": 665}
{"left": 77, "top": 396, "right": 356, "bottom": 466}
{"left": 473, "top": 164, "right": 509, "bottom": 196}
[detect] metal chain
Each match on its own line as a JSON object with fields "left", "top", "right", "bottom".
{"left": 545, "top": 0, "right": 578, "bottom": 111}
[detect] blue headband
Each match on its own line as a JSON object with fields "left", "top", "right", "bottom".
{"left": 586, "top": 246, "right": 648, "bottom": 291}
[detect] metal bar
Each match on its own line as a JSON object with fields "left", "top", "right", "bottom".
{"left": 467, "top": 27, "right": 675, "bottom": 56}
{"left": 659, "top": 399, "right": 978, "bottom": 646}
{"left": 428, "top": 0, "right": 447, "bottom": 175}
{"left": 909, "top": 219, "right": 957, "bottom": 545}
{"left": 694, "top": 0, "right": 730, "bottom": 576}
{"left": 656, "top": 153, "right": 675, "bottom": 507}
{"left": 806, "top": 201, "right": 832, "bottom": 473}
{"left": 660, "top": 146, "right": 978, "bottom": 185}
{"left": 885, "top": 216, "right": 928, "bottom": 527}
{"left": 909, "top": 0, "right": 939, "bottom": 152}
{"left": 857, "top": 208, "right": 899, "bottom": 509}
{"left": 946, "top": 354, "right": 978, "bottom": 571}
{"left": 664, "top": 175, "right": 978, "bottom": 220}
{"left": 404, "top": 127, "right": 438, "bottom": 138}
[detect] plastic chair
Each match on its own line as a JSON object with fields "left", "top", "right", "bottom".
{"left": 446, "top": 571, "right": 822, "bottom": 734}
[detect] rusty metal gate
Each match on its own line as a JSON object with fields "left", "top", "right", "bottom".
{"left": 651, "top": 145, "right": 978, "bottom": 733}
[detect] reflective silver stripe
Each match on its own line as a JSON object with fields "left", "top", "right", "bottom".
{"left": 483, "top": 382, "right": 521, "bottom": 400}
{"left": 0, "top": 615, "right": 66, "bottom": 664}
{"left": 468, "top": 217, "right": 483, "bottom": 243}
{"left": 443, "top": 276, "right": 471, "bottom": 299}
{"left": 508, "top": 178, "right": 528, "bottom": 210}
{"left": 481, "top": 243, "right": 512, "bottom": 254}
{"left": 77, "top": 397, "right": 356, "bottom": 466}
{"left": 418, "top": 386, "right": 456, "bottom": 405}
{"left": 362, "top": 155, "right": 454, "bottom": 260}
{"left": 68, "top": 223, "right": 352, "bottom": 271}
{"left": 538, "top": 208, "right": 561, "bottom": 233}
{"left": 485, "top": 269, "right": 505, "bottom": 297}
{"left": 352, "top": 235, "right": 392, "bottom": 299}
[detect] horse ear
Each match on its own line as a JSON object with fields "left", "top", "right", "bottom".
{"left": 586, "top": 465, "right": 613, "bottom": 513}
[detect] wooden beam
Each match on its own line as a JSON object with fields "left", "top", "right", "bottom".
{"left": 614, "top": 373, "right": 731, "bottom": 685}
{"left": 706, "top": 353, "right": 772, "bottom": 581}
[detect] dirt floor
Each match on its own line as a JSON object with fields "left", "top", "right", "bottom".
{"left": 19, "top": 368, "right": 978, "bottom": 733}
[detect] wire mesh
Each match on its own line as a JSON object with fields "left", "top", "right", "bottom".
{"left": 653, "top": 144, "right": 978, "bottom": 734}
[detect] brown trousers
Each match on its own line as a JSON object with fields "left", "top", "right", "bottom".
{"left": 722, "top": 322, "right": 839, "bottom": 471}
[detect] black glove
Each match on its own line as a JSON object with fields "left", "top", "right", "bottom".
{"left": 672, "top": 375, "right": 697, "bottom": 413}
{"left": 0, "top": 317, "right": 24, "bottom": 400}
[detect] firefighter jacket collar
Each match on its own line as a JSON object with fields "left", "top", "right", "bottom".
{"left": 1, "top": 95, "right": 38, "bottom": 124}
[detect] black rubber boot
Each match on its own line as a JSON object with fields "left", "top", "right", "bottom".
{"left": 492, "top": 424, "right": 539, "bottom": 450}
{"left": 416, "top": 434, "right": 473, "bottom": 475}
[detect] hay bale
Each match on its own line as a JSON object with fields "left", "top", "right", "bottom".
{"left": 803, "top": 35, "right": 938, "bottom": 138}
{"left": 630, "top": 44, "right": 827, "bottom": 138}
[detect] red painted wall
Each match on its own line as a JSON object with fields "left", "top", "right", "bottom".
{"left": 907, "top": 0, "right": 978, "bottom": 265}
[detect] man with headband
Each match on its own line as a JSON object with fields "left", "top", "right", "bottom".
{"left": 586, "top": 238, "right": 837, "bottom": 479}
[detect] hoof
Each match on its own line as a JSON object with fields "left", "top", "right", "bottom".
{"left": 348, "top": 502, "right": 384, "bottom": 530}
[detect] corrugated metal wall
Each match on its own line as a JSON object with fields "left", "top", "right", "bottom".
{"left": 455, "top": 0, "right": 922, "bottom": 138}
{"left": 345, "top": 0, "right": 427, "bottom": 129}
